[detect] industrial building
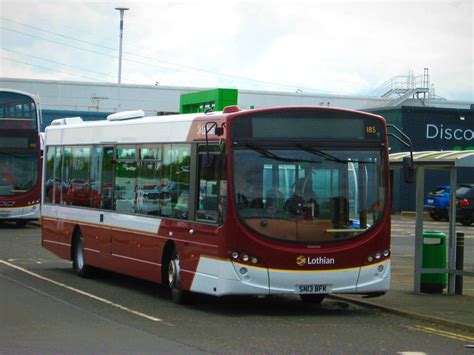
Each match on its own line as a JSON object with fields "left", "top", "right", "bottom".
{"left": 1, "top": 75, "right": 472, "bottom": 211}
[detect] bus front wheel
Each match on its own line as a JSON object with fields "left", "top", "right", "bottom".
{"left": 167, "top": 248, "right": 193, "bottom": 304}
{"left": 72, "top": 230, "right": 93, "bottom": 277}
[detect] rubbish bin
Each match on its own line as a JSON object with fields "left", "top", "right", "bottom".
{"left": 421, "top": 231, "right": 447, "bottom": 293}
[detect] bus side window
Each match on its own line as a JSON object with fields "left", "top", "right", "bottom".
{"left": 89, "top": 147, "right": 102, "bottom": 209}
{"left": 61, "top": 147, "right": 72, "bottom": 205}
{"left": 196, "top": 151, "right": 223, "bottom": 222}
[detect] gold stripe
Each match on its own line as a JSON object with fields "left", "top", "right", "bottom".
{"left": 407, "top": 325, "right": 474, "bottom": 342}
{"left": 201, "top": 256, "right": 389, "bottom": 273}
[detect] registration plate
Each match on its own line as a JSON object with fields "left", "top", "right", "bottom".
{"left": 427, "top": 198, "right": 434, "bottom": 204}
{"left": 296, "top": 284, "right": 332, "bottom": 294}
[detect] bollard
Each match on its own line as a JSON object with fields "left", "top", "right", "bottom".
{"left": 455, "top": 232, "right": 464, "bottom": 295}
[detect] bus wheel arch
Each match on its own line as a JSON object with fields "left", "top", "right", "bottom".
{"left": 71, "top": 226, "right": 93, "bottom": 277}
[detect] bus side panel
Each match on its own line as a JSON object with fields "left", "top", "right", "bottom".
{"left": 41, "top": 216, "right": 72, "bottom": 261}
{"left": 80, "top": 222, "right": 111, "bottom": 270}
{"left": 174, "top": 221, "right": 222, "bottom": 292}
{"left": 108, "top": 213, "right": 162, "bottom": 284}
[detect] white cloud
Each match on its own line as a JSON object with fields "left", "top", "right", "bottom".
{"left": 0, "top": 0, "right": 472, "bottom": 100}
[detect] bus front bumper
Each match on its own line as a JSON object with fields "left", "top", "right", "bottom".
{"left": 0, "top": 204, "right": 40, "bottom": 220}
{"left": 190, "top": 257, "right": 390, "bottom": 297}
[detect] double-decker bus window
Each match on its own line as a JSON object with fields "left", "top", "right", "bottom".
{"left": 0, "top": 92, "right": 37, "bottom": 130}
{"left": 101, "top": 147, "right": 114, "bottom": 210}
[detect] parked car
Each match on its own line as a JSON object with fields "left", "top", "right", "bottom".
{"left": 424, "top": 185, "right": 450, "bottom": 221}
{"left": 456, "top": 183, "right": 474, "bottom": 226}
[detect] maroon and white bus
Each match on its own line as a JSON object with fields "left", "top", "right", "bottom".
{"left": 0, "top": 89, "right": 42, "bottom": 227}
{"left": 41, "top": 106, "right": 390, "bottom": 304}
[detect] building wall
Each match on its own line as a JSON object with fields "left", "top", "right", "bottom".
{"left": 372, "top": 106, "right": 474, "bottom": 211}
{"left": 1, "top": 78, "right": 390, "bottom": 115}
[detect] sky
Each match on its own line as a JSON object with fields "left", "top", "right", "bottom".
{"left": 0, "top": 0, "right": 473, "bottom": 101}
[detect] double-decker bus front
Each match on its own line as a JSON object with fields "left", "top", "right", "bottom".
{"left": 0, "top": 90, "right": 41, "bottom": 226}
{"left": 220, "top": 107, "right": 390, "bottom": 301}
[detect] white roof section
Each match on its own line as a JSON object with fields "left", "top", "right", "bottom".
{"left": 44, "top": 110, "right": 220, "bottom": 146}
{"left": 107, "top": 110, "right": 145, "bottom": 121}
{"left": 390, "top": 151, "right": 474, "bottom": 168}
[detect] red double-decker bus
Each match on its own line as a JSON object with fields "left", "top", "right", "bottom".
{"left": 0, "top": 89, "right": 41, "bottom": 226}
{"left": 41, "top": 106, "right": 390, "bottom": 304}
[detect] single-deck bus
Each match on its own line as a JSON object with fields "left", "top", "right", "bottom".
{"left": 41, "top": 106, "right": 391, "bottom": 304}
{"left": 0, "top": 89, "right": 41, "bottom": 226}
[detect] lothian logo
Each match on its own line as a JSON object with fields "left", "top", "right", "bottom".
{"left": 296, "top": 255, "right": 335, "bottom": 267}
{"left": 296, "top": 256, "right": 307, "bottom": 267}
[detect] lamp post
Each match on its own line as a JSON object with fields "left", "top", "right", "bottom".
{"left": 115, "top": 7, "right": 129, "bottom": 110}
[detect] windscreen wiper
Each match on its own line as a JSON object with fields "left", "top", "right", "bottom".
{"left": 245, "top": 143, "right": 320, "bottom": 164}
{"left": 297, "top": 144, "right": 374, "bottom": 164}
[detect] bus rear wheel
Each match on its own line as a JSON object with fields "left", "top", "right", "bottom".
{"left": 72, "top": 230, "right": 93, "bottom": 277}
{"left": 300, "top": 294, "right": 326, "bottom": 304}
{"left": 167, "top": 248, "right": 193, "bottom": 304}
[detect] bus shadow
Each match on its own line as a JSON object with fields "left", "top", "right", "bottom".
{"left": 0, "top": 222, "right": 37, "bottom": 230}
{"left": 53, "top": 266, "right": 369, "bottom": 318}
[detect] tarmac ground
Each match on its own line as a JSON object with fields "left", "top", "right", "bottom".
{"left": 24, "top": 214, "right": 474, "bottom": 333}
{"left": 334, "top": 213, "right": 474, "bottom": 332}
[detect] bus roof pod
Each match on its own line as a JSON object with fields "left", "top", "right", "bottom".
{"left": 107, "top": 110, "right": 145, "bottom": 121}
{"left": 50, "top": 117, "right": 83, "bottom": 126}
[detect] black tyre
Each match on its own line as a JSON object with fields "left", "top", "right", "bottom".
{"left": 167, "top": 248, "right": 193, "bottom": 304}
{"left": 429, "top": 211, "right": 442, "bottom": 221}
{"left": 299, "top": 294, "right": 326, "bottom": 304}
{"left": 72, "top": 230, "right": 93, "bottom": 277}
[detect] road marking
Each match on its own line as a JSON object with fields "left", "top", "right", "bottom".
{"left": 406, "top": 325, "right": 474, "bottom": 342}
{"left": 0, "top": 259, "right": 162, "bottom": 323}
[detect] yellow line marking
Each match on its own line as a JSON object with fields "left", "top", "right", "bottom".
{"left": 407, "top": 325, "right": 474, "bottom": 342}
